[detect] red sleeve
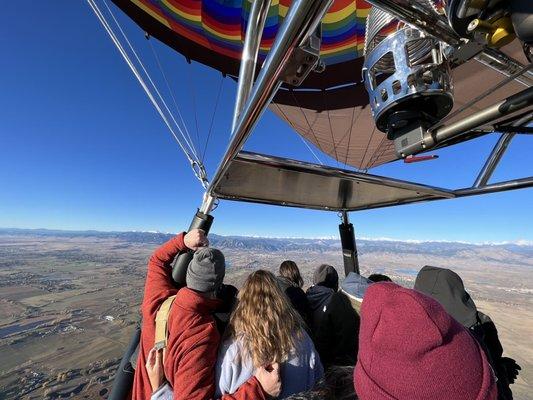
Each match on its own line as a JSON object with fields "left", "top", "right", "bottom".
{"left": 142, "top": 233, "right": 187, "bottom": 319}
{"left": 221, "top": 377, "right": 266, "bottom": 400}
{"left": 172, "top": 335, "right": 266, "bottom": 400}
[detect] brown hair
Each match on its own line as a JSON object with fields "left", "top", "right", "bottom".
{"left": 227, "top": 270, "right": 305, "bottom": 367}
{"left": 279, "top": 260, "right": 304, "bottom": 288}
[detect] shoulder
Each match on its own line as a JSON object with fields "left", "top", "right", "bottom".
{"left": 187, "top": 323, "right": 220, "bottom": 351}
{"left": 168, "top": 311, "right": 220, "bottom": 351}
{"left": 286, "top": 286, "right": 307, "bottom": 298}
{"left": 331, "top": 290, "right": 352, "bottom": 306}
{"left": 324, "top": 292, "right": 358, "bottom": 321}
{"left": 292, "top": 329, "right": 318, "bottom": 352}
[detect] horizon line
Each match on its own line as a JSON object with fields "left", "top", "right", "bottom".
{"left": 1, "top": 226, "right": 532, "bottom": 247}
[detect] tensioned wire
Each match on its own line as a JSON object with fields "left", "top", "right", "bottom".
{"left": 100, "top": 0, "right": 201, "bottom": 163}
{"left": 87, "top": 0, "right": 209, "bottom": 187}
{"left": 147, "top": 35, "right": 225, "bottom": 166}
{"left": 203, "top": 76, "right": 225, "bottom": 163}
{"left": 273, "top": 103, "right": 324, "bottom": 165}
{"left": 147, "top": 37, "right": 199, "bottom": 162}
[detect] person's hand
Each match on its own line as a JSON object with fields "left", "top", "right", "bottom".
{"left": 146, "top": 347, "right": 165, "bottom": 392}
{"left": 184, "top": 229, "right": 208, "bottom": 250}
{"left": 255, "top": 362, "right": 281, "bottom": 398}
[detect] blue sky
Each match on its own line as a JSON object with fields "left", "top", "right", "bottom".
{"left": 0, "top": 1, "right": 531, "bottom": 243}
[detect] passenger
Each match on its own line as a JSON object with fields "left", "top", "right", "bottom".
{"left": 414, "top": 266, "right": 520, "bottom": 400}
{"left": 216, "top": 270, "right": 323, "bottom": 399}
{"left": 354, "top": 282, "right": 497, "bottom": 400}
{"left": 366, "top": 273, "right": 392, "bottom": 283}
{"left": 277, "top": 260, "right": 310, "bottom": 323}
{"left": 132, "top": 230, "right": 280, "bottom": 400}
{"left": 306, "top": 265, "right": 359, "bottom": 366}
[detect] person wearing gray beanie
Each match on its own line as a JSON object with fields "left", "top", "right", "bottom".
{"left": 138, "top": 229, "right": 281, "bottom": 400}
{"left": 186, "top": 247, "right": 226, "bottom": 294}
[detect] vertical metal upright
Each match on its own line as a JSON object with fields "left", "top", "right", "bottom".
{"left": 339, "top": 211, "right": 359, "bottom": 276}
{"left": 173, "top": 0, "right": 273, "bottom": 285}
{"left": 231, "top": 0, "right": 272, "bottom": 132}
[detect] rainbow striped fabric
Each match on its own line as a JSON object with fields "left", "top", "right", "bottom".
{"left": 127, "top": 0, "right": 371, "bottom": 66}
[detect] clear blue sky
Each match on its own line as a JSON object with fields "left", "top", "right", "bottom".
{"left": 0, "top": 1, "right": 531, "bottom": 243}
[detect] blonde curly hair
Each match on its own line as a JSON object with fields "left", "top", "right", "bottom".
{"left": 227, "top": 269, "right": 305, "bottom": 368}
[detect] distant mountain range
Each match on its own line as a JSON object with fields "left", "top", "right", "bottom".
{"left": 1, "top": 228, "right": 532, "bottom": 257}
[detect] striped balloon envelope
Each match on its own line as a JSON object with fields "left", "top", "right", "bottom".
{"left": 112, "top": 0, "right": 370, "bottom": 72}
{"left": 110, "top": 0, "right": 526, "bottom": 169}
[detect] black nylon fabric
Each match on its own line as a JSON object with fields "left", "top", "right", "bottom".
{"left": 414, "top": 265, "right": 479, "bottom": 328}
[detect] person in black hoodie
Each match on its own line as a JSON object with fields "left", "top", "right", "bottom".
{"left": 277, "top": 260, "right": 310, "bottom": 323}
{"left": 306, "top": 264, "right": 358, "bottom": 367}
{"left": 414, "top": 265, "right": 521, "bottom": 400}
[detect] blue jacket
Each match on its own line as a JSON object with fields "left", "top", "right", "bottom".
{"left": 341, "top": 272, "right": 372, "bottom": 302}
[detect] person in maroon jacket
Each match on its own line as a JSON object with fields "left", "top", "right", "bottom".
{"left": 132, "top": 229, "right": 281, "bottom": 400}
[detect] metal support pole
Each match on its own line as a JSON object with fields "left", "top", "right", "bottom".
{"left": 473, "top": 114, "right": 533, "bottom": 187}
{"left": 199, "top": 193, "right": 216, "bottom": 215}
{"left": 231, "top": 0, "right": 272, "bottom": 133}
{"left": 208, "top": 0, "right": 334, "bottom": 196}
{"left": 455, "top": 177, "right": 533, "bottom": 196}
{"left": 175, "top": 0, "right": 333, "bottom": 284}
{"left": 474, "top": 133, "right": 515, "bottom": 187}
{"left": 339, "top": 211, "right": 360, "bottom": 276}
{"left": 202, "top": 0, "right": 272, "bottom": 216}
{"left": 426, "top": 86, "right": 533, "bottom": 148}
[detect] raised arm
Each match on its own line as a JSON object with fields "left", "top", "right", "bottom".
{"left": 142, "top": 229, "right": 208, "bottom": 319}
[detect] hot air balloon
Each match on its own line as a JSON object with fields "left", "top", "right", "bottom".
{"left": 84, "top": 0, "right": 532, "bottom": 398}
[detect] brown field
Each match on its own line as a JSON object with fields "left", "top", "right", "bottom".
{"left": 0, "top": 233, "right": 531, "bottom": 399}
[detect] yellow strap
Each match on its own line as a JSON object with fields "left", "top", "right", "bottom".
{"left": 154, "top": 295, "right": 177, "bottom": 350}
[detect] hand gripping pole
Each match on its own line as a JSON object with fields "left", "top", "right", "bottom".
{"left": 171, "top": 210, "right": 214, "bottom": 286}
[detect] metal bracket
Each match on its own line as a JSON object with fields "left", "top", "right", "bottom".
{"left": 280, "top": 26, "right": 323, "bottom": 86}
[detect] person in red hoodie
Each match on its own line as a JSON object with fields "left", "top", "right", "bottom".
{"left": 132, "top": 229, "right": 280, "bottom": 400}
{"left": 354, "top": 282, "right": 498, "bottom": 400}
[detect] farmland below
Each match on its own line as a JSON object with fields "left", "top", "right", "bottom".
{"left": 0, "top": 228, "right": 531, "bottom": 399}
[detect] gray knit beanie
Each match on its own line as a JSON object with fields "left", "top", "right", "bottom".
{"left": 186, "top": 247, "right": 226, "bottom": 293}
